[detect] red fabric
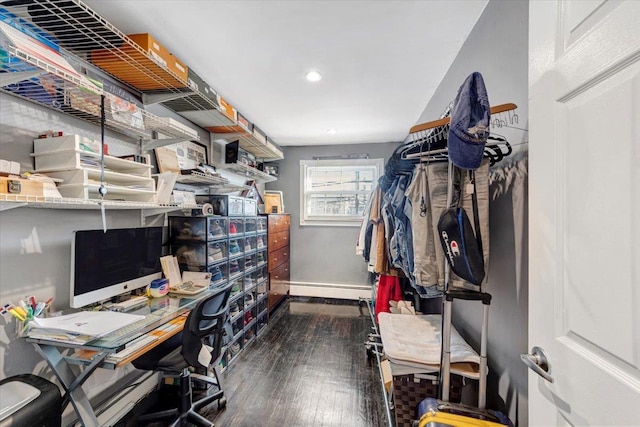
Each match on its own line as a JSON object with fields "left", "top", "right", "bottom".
{"left": 375, "top": 274, "right": 403, "bottom": 322}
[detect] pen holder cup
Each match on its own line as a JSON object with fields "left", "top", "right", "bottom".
{"left": 14, "top": 307, "right": 51, "bottom": 337}
{"left": 15, "top": 318, "right": 31, "bottom": 338}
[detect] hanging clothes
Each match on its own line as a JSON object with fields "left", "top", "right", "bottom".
{"left": 369, "top": 186, "right": 389, "bottom": 274}
{"left": 356, "top": 189, "right": 374, "bottom": 261}
{"left": 425, "top": 159, "right": 491, "bottom": 290}
{"left": 405, "top": 163, "right": 439, "bottom": 286}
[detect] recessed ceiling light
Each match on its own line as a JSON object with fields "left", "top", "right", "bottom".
{"left": 305, "top": 70, "right": 322, "bottom": 82}
{"left": 326, "top": 128, "right": 337, "bottom": 135}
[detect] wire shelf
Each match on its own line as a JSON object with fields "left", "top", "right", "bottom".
{"left": 175, "top": 171, "right": 229, "bottom": 186}
{"left": 0, "top": 43, "right": 198, "bottom": 142}
{"left": 0, "top": 193, "right": 199, "bottom": 211}
{"left": 219, "top": 162, "right": 277, "bottom": 183}
{"left": 209, "top": 127, "right": 284, "bottom": 162}
{"left": 1, "top": 0, "right": 281, "bottom": 160}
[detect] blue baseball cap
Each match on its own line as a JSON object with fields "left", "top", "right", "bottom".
{"left": 448, "top": 72, "right": 491, "bottom": 170}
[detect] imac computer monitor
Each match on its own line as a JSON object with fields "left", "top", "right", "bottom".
{"left": 70, "top": 227, "right": 163, "bottom": 308}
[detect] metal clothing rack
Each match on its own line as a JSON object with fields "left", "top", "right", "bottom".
{"left": 361, "top": 297, "right": 395, "bottom": 427}
{"left": 405, "top": 103, "right": 518, "bottom": 409}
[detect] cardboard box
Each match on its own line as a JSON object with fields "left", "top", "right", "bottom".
{"left": 0, "top": 177, "right": 44, "bottom": 197}
{"left": 380, "top": 359, "right": 392, "bottom": 393}
{"left": 186, "top": 69, "right": 218, "bottom": 106}
{"left": 236, "top": 112, "right": 253, "bottom": 132}
{"left": 252, "top": 125, "right": 267, "bottom": 144}
{"left": 90, "top": 33, "right": 188, "bottom": 90}
{"left": 127, "top": 33, "right": 168, "bottom": 66}
{"left": 128, "top": 33, "right": 188, "bottom": 83}
{"left": 217, "top": 96, "right": 237, "bottom": 121}
{"left": 167, "top": 53, "right": 188, "bottom": 83}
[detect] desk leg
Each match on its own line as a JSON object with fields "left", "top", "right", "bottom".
{"left": 33, "top": 343, "right": 108, "bottom": 427}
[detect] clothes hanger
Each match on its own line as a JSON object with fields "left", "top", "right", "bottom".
{"left": 483, "top": 134, "right": 513, "bottom": 166}
{"left": 402, "top": 103, "right": 518, "bottom": 162}
{"left": 408, "top": 103, "right": 517, "bottom": 135}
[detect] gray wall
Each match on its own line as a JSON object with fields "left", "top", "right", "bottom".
{"left": 415, "top": 1, "right": 529, "bottom": 424}
{"left": 266, "top": 142, "right": 400, "bottom": 287}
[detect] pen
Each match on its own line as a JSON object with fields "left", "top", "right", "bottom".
{"left": 18, "top": 300, "right": 28, "bottom": 312}
{"left": 34, "top": 302, "right": 45, "bottom": 317}
{"left": 8, "top": 308, "right": 26, "bottom": 322}
{"left": 28, "top": 296, "right": 37, "bottom": 311}
{"left": 13, "top": 306, "right": 27, "bottom": 319}
{"left": 45, "top": 297, "right": 53, "bottom": 307}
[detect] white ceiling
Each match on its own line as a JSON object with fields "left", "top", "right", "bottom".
{"left": 84, "top": 1, "right": 488, "bottom": 147}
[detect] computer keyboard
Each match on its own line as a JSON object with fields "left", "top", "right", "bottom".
{"left": 106, "top": 334, "right": 158, "bottom": 363}
{"left": 111, "top": 296, "right": 149, "bottom": 311}
{"left": 105, "top": 318, "right": 151, "bottom": 341}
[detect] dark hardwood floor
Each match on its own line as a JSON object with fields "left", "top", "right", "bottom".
{"left": 127, "top": 298, "right": 388, "bottom": 427}
{"left": 206, "top": 298, "right": 387, "bottom": 427}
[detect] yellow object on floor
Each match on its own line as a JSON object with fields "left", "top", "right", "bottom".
{"left": 417, "top": 398, "right": 513, "bottom": 427}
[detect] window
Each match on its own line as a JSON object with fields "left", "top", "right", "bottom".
{"left": 300, "top": 158, "right": 384, "bottom": 226}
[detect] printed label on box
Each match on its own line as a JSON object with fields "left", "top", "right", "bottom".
{"left": 149, "top": 50, "right": 167, "bottom": 67}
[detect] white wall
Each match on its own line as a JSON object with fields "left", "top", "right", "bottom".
{"left": 414, "top": 0, "right": 529, "bottom": 423}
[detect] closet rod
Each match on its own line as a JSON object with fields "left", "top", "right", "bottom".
{"left": 409, "top": 102, "right": 518, "bottom": 134}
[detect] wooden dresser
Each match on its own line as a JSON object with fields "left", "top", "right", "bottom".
{"left": 266, "top": 213, "right": 290, "bottom": 312}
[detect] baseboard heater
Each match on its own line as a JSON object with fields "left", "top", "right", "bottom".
{"left": 289, "top": 281, "right": 371, "bottom": 301}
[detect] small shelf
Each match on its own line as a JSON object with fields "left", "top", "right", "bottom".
{"left": 211, "top": 129, "right": 283, "bottom": 162}
{"left": 175, "top": 171, "right": 229, "bottom": 186}
{"left": 219, "top": 162, "right": 277, "bottom": 183}
{"left": 0, "top": 193, "right": 198, "bottom": 212}
{"left": 32, "top": 149, "right": 152, "bottom": 172}
{"left": 63, "top": 182, "right": 154, "bottom": 195}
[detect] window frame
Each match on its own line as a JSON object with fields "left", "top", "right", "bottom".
{"left": 299, "top": 158, "right": 384, "bottom": 227}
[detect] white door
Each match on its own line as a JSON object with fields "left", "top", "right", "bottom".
{"left": 528, "top": 0, "right": 640, "bottom": 425}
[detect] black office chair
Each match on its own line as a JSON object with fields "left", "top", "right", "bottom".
{"left": 132, "top": 283, "right": 233, "bottom": 426}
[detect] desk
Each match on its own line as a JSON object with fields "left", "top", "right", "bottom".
{"left": 27, "top": 288, "right": 220, "bottom": 427}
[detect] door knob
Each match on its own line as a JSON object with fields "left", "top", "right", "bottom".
{"left": 521, "top": 346, "right": 553, "bottom": 383}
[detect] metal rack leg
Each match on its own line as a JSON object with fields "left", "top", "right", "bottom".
{"left": 441, "top": 299, "right": 452, "bottom": 402}
{"left": 360, "top": 297, "right": 394, "bottom": 427}
{"left": 478, "top": 303, "right": 489, "bottom": 409}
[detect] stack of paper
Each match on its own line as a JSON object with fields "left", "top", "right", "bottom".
{"left": 28, "top": 311, "right": 145, "bottom": 344}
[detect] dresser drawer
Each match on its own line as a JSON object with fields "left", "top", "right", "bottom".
{"left": 268, "top": 245, "right": 289, "bottom": 271}
{"left": 268, "top": 261, "right": 290, "bottom": 312}
{"left": 268, "top": 230, "right": 289, "bottom": 252}
{"left": 268, "top": 214, "right": 290, "bottom": 233}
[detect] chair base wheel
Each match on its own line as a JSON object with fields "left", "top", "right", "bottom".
{"left": 218, "top": 396, "right": 227, "bottom": 409}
